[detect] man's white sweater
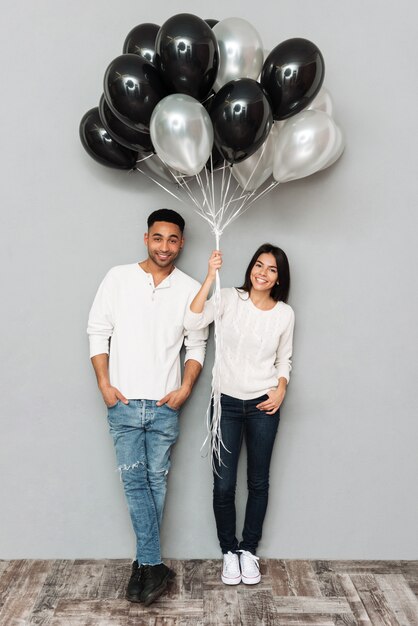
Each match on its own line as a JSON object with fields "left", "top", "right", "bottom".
{"left": 88, "top": 264, "right": 207, "bottom": 400}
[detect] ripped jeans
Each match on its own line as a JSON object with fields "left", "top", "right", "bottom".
{"left": 107, "top": 400, "right": 180, "bottom": 565}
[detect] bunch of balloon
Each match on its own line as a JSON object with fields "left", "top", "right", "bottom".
{"left": 79, "top": 14, "right": 344, "bottom": 460}
{"left": 79, "top": 13, "right": 345, "bottom": 228}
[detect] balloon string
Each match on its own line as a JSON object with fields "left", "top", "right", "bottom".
{"left": 136, "top": 153, "right": 154, "bottom": 164}
{"left": 200, "top": 228, "right": 228, "bottom": 470}
{"left": 240, "top": 136, "right": 269, "bottom": 193}
{"left": 135, "top": 156, "right": 280, "bottom": 465}
{"left": 242, "top": 181, "right": 280, "bottom": 212}
{"left": 211, "top": 229, "right": 224, "bottom": 466}
{"left": 210, "top": 155, "right": 216, "bottom": 215}
{"left": 135, "top": 167, "right": 184, "bottom": 202}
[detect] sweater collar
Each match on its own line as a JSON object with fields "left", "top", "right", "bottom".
{"left": 137, "top": 263, "right": 177, "bottom": 290}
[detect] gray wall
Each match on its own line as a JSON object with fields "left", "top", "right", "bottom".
{"left": 1, "top": 0, "right": 417, "bottom": 559}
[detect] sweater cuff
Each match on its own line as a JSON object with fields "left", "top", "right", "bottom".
{"left": 276, "top": 367, "right": 290, "bottom": 384}
{"left": 89, "top": 336, "right": 110, "bottom": 358}
{"left": 184, "top": 347, "right": 205, "bottom": 367}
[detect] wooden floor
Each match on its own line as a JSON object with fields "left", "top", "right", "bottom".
{"left": 0, "top": 559, "right": 417, "bottom": 625}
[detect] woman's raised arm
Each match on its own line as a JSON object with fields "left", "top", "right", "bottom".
{"left": 189, "top": 250, "right": 223, "bottom": 313}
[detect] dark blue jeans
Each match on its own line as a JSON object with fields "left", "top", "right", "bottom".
{"left": 213, "top": 393, "right": 280, "bottom": 555}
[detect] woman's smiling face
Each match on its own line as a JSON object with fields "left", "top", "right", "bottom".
{"left": 249, "top": 253, "right": 278, "bottom": 294}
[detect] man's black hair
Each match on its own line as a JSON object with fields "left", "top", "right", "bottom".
{"left": 147, "top": 209, "right": 185, "bottom": 233}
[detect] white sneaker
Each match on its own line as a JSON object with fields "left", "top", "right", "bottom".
{"left": 238, "top": 550, "right": 261, "bottom": 584}
{"left": 221, "top": 551, "right": 241, "bottom": 585}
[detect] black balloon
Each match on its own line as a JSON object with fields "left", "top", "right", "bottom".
{"left": 205, "top": 19, "right": 219, "bottom": 29}
{"left": 123, "top": 23, "right": 160, "bottom": 65}
{"left": 99, "top": 95, "right": 154, "bottom": 153}
{"left": 155, "top": 13, "right": 219, "bottom": 100}
{"left": 104, "top": 54, "right": 167, "bottom": 132}
{"left": 210, "top": 79, "right": 273, "bottom": 164}
{"left": 79, "top": 108, "right": 138, "bottom": 170}
{"left": 260, "top": 38, "right": 325, "bottom": 120}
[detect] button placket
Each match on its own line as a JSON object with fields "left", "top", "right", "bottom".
{"left": 147, "top": 274, "right": 156, "bottom": 301}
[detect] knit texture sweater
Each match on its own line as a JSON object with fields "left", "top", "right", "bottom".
{"left": 184, "top": 288, "right": 295, "bottom": 400}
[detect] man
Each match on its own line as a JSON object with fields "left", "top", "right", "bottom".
{"left": 87, "top": 209, "right": 207, "bottom": 606}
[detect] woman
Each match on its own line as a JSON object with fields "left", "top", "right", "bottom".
{"left": 184, "top": 243, "right": 295, "bottom": 586}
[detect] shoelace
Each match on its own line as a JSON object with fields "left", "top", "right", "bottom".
{"left": 224, "top": 552, "right": 239, "bottom": 574}
{"left": 238, "top": 550, "right": 260, "bottom": 570}
{"left": 141, "top": 565, "right": 154, "bottom": 581}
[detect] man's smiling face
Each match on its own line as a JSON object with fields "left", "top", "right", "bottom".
{"left": 144, "top": 221, "right": 184, "bottom": 269}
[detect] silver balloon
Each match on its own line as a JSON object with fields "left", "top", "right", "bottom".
{"left": 307, "top": 86, "right": 334, "bottom": 116}
{"left": 213, "top": 18, "right": 264, "bottom": 91}
{"left": 257, "top": 49, "right": 270, "bottom": 81}
{"left": 138, "top": 154, "right": 185, "bottom": 185}
{"left": 150, "top": 94, "right": 214, "bottom": 176}
{"left": 320, "top": 124, "right": 345, "bottom": 170}
{"left": 273, "top": 110, "right": 344, "bottom": 183}
{"left": 230, "top": 122, "right": 281, "bottom": 191}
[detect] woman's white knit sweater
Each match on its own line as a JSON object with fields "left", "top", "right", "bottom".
{"left": 184, "top": 288, "right": 295, "bottom": 400}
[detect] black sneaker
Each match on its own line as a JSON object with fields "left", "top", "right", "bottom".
{"left": 138, "top": 563, "right": 176, "bottom": 606}
{"left": 126, "top": 560, "right": 143, "bottom": 602}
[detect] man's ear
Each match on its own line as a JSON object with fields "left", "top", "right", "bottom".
{"left": 144, "top": 232, "right": 149, "bottom": 245}
{"left": 180, "top": 236, "right": 185, "bottom": 249}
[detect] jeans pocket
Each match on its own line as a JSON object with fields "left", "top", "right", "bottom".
{"left": 220, "top": 393, "right": 238, "bottom": 406}
{"left": 107, "top": 400, "right": 120, "bottom": 409}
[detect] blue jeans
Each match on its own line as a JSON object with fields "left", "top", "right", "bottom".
{"left": 213, "top": 394, "right": 280, "bottom": 555}
{"left": 107, "top": 400, "right": 179, "bottom": 565}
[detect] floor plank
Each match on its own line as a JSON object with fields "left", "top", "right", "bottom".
{"left": 266, "top": 559, "right": 293, "bottom": 595}
{"left": 30, "top": 559, "right": 75, "bottom": 624}
{"left": 275, "top": 617, "right": 336, "bottom": 626}
{"left": 0, "top": 561, "right": 52, "bottom": 625}
{"left": 400, "top": 563, "right": 418, "bottom": 600}
{"left": 0, "top": 560, "right": 30, "bottom": 609}
{"left": 203, "top": 588, "right": 240, "bottom": 625}
{"left": 61, "top": 559, "right": 106, "bottom": 600}
{"left": 97, "top": 559, "right": 130, "bottom": 601}
{"left": 284, "top": 561, "right": 324, "bottom": 597}
{"left": 127, "top": 598, "right": 203, "bottom": 625}
{"left": 375, "top": 574, "right": 418, "bottom": 626}
{"left": 272, "top": 596, "right": 352, "bottom": 614}
{"left": 315, "top": 562, "right": 404, "bottom": 575}
{"left": 238, "top": 588, "right": 278, "bottom": 626}
{"left": 351, "top": 573, "right": 402, "bottom": 626}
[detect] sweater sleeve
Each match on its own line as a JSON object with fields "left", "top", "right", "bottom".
{"left": 274, "top": 306, "right": 295, "bottom": 383}
{"left": 87, "top": 270, "right": 115, "bottom": 358}
{"left": 183, "top": 326, "right": 208, "bottom": 366}
{"left": 184, "top": 288, "right": 229, "bottom": 330}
